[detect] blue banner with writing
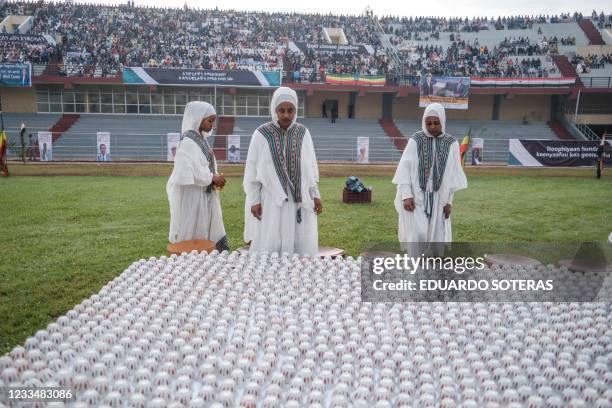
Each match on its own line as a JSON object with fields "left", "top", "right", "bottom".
{"left": 0, "top": 63, "right": 32, "bottom": 87}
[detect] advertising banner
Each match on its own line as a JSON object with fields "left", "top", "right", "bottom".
{"left": 123, "top": 68, "right": 281, "bottom": 87}
{"left": 419, "top": 75, "right": 470, "bottom": 110}
{"left": 508, "top": 139, "right": 612, "bottom": 167}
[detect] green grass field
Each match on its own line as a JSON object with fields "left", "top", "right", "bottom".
{"left": 1, "top": 172, "right": 611, "bottom": 353}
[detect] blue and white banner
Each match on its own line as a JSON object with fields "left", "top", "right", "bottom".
{"left": 0, "top": 62, "right": 31, "bottom": 87}
{"left": 123, "top": 67, "right": 281, "bottom": 87}
{"left": 471, "top": 77, "right": 576, "bottom": 86}
{"left": 509, "top": 139, "right": 612, "bottom": 167}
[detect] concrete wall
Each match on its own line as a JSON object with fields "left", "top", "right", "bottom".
{"left": 499, "top": 94, "right": 550, "bottom": 121}
{"left": 354, "top": 93, "right": 382, "bottom": 119}
{"left": 392, "top": 94, "right": 421, "bottom": 119}
{"left": 0, "top": 87, "right": 37, "bottom": 113}
{"left": 392, "top": 94, "right": 496, "bottom": 120}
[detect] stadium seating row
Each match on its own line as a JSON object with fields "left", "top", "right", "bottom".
{"left": 2, "top": 113, "right": 560, "bottom": 163}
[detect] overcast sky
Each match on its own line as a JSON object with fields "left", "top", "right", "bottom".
{"left": 70, "top": 0, "right": 610, "bottom": 18}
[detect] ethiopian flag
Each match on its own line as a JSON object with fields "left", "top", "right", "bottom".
{"left": 459, "top": 129, "right": 471, "bottom": 167}
{"left": 325, "top": 73, "right": 386, "bottom": 86}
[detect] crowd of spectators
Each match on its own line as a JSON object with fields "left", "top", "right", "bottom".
{"left": 572, "top": 54, "right": 612, "bottom": 73}
{"left": 591, "top": 10, "right": 612, "bottom": 29}
{"left": 0, "top": 1, "right": 609, "bottom": 82}
{"left": 1, "top": 1, "right": 380, "bottom": 76}
{"left": 382, "top": 12, "right": 609, "bottom": 44}
{"left": 284, "top": 48, "right": 389, "bottom": 82}
{"left": 394, "top": 40, "right": 558, "bottom": 79}
{"left": 0, "top": 40, "right": 56, "bottom": 64}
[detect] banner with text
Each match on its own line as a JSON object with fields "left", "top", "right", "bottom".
{"left": 419, "top": 75, "right": 470, "bottom": 109}
{"left": 471, "top": 77, "right": 576, "bottom": 87}
{"left": 0, "top": 62, "right": 31, "bottom": 87}
{"left": 294, "top": 42, "right": 371, "bottom": 55}
{"left": 123, "top": 68, "right": 281, "bottom": 87}
{"left": 0, "top": 33, "right": 48, "bottom": 45}
{"left": 509, "top": 139, "right": 612, "bottom": 167}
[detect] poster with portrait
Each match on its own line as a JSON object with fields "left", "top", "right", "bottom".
{"left": 357, "top": 137, "right": 369, "bottom": 164}
{"left": 167, "top": 133, "right": 180, "bottom": 161}
{"left": 472, "top": 137, "right": 484, "bottom": 165}
{"left": 96, "top": 132, "right": 111, "bottom": 161}
{"left": 37, "top": 131, "right": 52, "bottom": 161}
{"left": 419, "top": 75, "right": 470, "bottom": 109}
{"left": 227, "top": 135, "right": 241, "bottom": 163}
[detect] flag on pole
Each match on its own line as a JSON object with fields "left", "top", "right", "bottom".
{"left": 0, "top": 116, "right": 9, "bottom": 177}
{"left": 459, "top": 128, "right": 471, "bottom": 167}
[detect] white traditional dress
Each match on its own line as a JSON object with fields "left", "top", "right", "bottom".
{"left": 166, "top": 101, "right": 229, "bottom": 250}
{"left": 393, "top": 103, "right": 468, "bottom": 243}
{"left": 244, "top": 87, "right": 320, "bottom": 256}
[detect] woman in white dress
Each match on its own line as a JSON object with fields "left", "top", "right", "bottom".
{"left": 243, "top": 87, "right": 323, "bottom": 256}
{"left": 393, "top": 103, "right": 467, "bottom": 243}
{"left": 166, "top": 101, "right": 229, "bottom": 250}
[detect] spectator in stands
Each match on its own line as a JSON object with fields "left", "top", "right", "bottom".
{"left": 244, "top": 87, "right": 322, "bottom": 256}
{"left": 96, "top": 144, "right": 111, "bottom": 162}
{"left": 166, "top": 101, "right": 229, "bottom": 251}
{"left": 392, "top": 103, "right": 467, "bottom": 243}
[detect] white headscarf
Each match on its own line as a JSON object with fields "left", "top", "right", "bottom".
{"left": 271, "top": 87, "right": 298, "bottom": 128}
{"left": 422, "top": 103, "right": 446, "bottom": 137}
{"left": 181, "top": 101, "right": 217, "bottom": 135}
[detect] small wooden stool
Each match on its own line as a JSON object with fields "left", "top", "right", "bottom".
{"left": 318, "top": 247, "right": 345, "bottom": 258}
{"left": 167, "top": 239, "right": 215, "bottom": 256}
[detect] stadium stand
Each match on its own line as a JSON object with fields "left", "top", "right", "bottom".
{"left": 1, "top": 111, "right": 563, "bottom": 163}
{"left": 1, "top": 112, "right": 58, "bottom": 134}
{"left": 52, "top": 114, "right": 181, "bottom": 160}
{"left": 1, "top": 1, "right": 609, "bottom": 81}
{"left": 1, "top": 112, "right": 60, "bottom": 149}
{"left": 235, "top": 118, "right": 400, "bottom": 162}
